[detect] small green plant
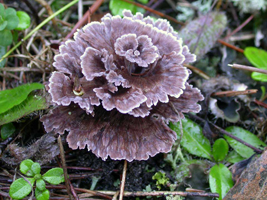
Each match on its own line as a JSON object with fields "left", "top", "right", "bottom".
{"left": 152, "top": 171, "right": 170, "bottom": 190}
{"left": 9, "top": 159, "right": 65, "bottom": 200}
{"left": 169, "top": 118, "right": 266, "bottom": 199}
{"left": 0, "top": 3, "right": 31, "bottom": 67}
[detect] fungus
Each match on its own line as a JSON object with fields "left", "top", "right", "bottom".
{"left": 41, "top": 10, "right": 204, "bottom": 162}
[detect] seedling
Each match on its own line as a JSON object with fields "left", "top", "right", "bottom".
{"left": 9, "top": 159, "right": 64, "bottom": 200}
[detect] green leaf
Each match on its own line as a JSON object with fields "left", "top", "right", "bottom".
{"left": 20, "top": 159, "right": 34, "bottom": 176}
{"left": 15, "top": 11, "right": 31, "bottom": 31}
{"left": 0, "top": 122, "right": 15, "bottom": 140}
{"left": 42, "top": 168, "right": 64, "bottom": 185}
{"left": 225, "top": 150, "right": 245, "bottom": 164}
{"left": 0, "top": 94, "right": 47, "bottom": 126}
{"left": 0, "top": 29, "right": 13, "bottom": 46}
{"left": 251, "top": 72, "right": 267, "bottom": 82}
{"left": 0, "top": 4, "right": 5, "bottom": 16}
{"left": 180, "top": 12, "right": 227, "bottom": 59}
{"left": 209, "top": 164, "right": 233, "bottom": 200}
{"left": 169, "top": 118, "right": 212, "bottom": 160}
{"left": 224, "top": 126, "right": 266, "bottom": 159}
{"left": 244, "top": 47, "right": 267, "bottom": 70}
{"left": 109, "top": 0, "right": 147, "bottom": 16}
{"left": 35, "top": 188, "right": 50, "bottom": 200}
{"left": 5, "top": 8, "right": 19, "bottom": 30}
{"left": 31, "top": 162, "right": 41, "bottom": 175}
{"left": 9, "top": 177, "right": 35, "bottom": 199}
{"left": 36, "top": 179, "right": 46, "bottom": 191}
{"left": 212, "top": 138, "right": 229, "bottom": 162}
{"left": 0, "top": 20, "right": 7, "bottom": 31}
{"left": 0, "top": 83, "right": 44, "bottom": 114}
{"left": 0, "top": 45, "right": 6, "bottom": 68}
{"left": 5, "top": 7, "right": 17, "bottom": 17}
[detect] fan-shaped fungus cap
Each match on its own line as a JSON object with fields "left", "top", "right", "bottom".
{"left": 41, "top": 10, "right": 204, "bottom": 161}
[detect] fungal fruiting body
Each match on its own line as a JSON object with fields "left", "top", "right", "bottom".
{"left": 41, "top": 10, "right": 204, "bottom": 161}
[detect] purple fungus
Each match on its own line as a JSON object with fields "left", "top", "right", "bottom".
{"left": 41, "top": 10, "right": 204, "bottom": 162}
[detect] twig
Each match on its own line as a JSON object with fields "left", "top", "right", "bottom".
{"left": 224, "top": 14, "right": 254, "bottom": 40}
{"left": 112, "top": 191, "right": 120, "bottom": 200}
{"left": 69, "top": 187, "right": 113, "bottom": 199}
{"left": 119, "top": 160, "right": 127, "bottom": 200}
{"left": 57, "top": 135, "right": 75, "bottom": 200}
{"left": 229, "top": 33, "right": 255, "bottom": 42}
{"left": 184, "top": 64, "right": 210, "bottom": 80}
{"left": 211, "top": 89, "right": 258, "bottom": 97}
{"left": 254, "top": 99, "right": 267, "bottom": 109}
{"left": 43, "top": 14, "right": 73, "bottom": 27}
{"left": 217, "top": 39, "right": 244, "bottom": 53}
{"left": 0, "top": 67, "right": 46, "bottom": 72}
{"left": 0, "top": 184, "right": 219, "bottom": 199}
{"left": 99, "top": 190, "right": 219, "bottom": 198}
{"left": 65, "top": 0, "right": 105, "bottom": 40}
{"left": 34, "top": 0, "right": 58, "bottom": 29}
{"left": 229, "top": 63, "right": 267, "bottom": 75}
{"left": 121, "top": 0, "right": 185, "bottom": 25}
{"left": 187, "top": 114, "right": 263, "bottom": 154}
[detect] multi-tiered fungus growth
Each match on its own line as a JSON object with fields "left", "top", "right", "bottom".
{"left": 41, "top": 10, "right": 204, "bottom": 161}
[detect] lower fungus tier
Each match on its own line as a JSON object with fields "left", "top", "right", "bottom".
{"left": 41, "top": 83, "right": 203, "bottom": 161}
{"left": 40, "top": 104, "right": 177, "bottom": 161}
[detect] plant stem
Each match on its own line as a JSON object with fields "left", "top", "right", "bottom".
{"left": 229, "top": 63, "right": 267, "bottom": 75}
{"left": 0, "top": 0, "right": 79, "bottom": 62}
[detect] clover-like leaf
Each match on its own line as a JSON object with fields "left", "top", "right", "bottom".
{"left": 212, "top": 138, "right": 229, "bottom": 162}
{"left": 170, "top": 118, "right": 212, "bottom": 160}
{"left": 20, "top": 159, "right": 34, "bottom": 177}
{"left": 36, "top": 179, "right": 46, "bottom": 191}
{"left": 35, "top": 188, "right": 50, "bottom": 200}
{"left": 5, "top": 7, "right": 19, "bottom": 30}
{"left": 224, "top": 126, "right": 266, "bottom": 159}
{"left": 15, "top": 11, "right": 31, "bottom": 31}
{"left": 0, "top": 3, "right": 5, "bottom": 16}
{"left": 42, "top": 168, "right": 64, "bottom": 185}
{"left": 9, "top": 177, "right": 35, "bottom": 199}
{"left": 0, "top": 20, "right": 7, "bottom": 31}
{"left": 0, "top": 29, "right": 13, "bottom": 46}
{"left": 0, "top": 45, "right": 6, "bottom": 68}
{"left": 31, "top": 162, "right": 41, "bottom": 175}
{"left": 209, "top": 164, "right": 233, "bottom": 200}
